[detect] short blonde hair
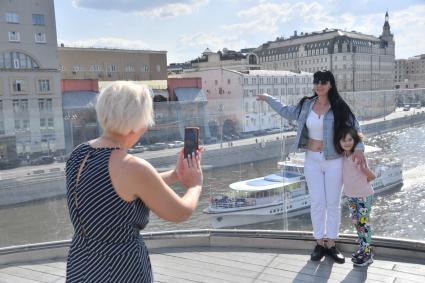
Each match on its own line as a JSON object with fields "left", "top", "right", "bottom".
{"left": 96, "top": 81, "right": 154, "bottom": 135}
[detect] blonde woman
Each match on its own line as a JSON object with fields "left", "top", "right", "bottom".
{"left": 65, "top": 81, "right": 203, "bottom": 282}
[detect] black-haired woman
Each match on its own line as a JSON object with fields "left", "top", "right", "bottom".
{"left": 256, "top": 70, "right": 365, "bottom": 264}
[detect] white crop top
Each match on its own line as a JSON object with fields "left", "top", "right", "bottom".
{"left": 306, "top": 110, "right": 324, "bottom": 140}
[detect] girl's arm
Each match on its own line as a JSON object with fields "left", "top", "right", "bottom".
{"left": 360, "top": 162, "right": 376, "bottom": 182}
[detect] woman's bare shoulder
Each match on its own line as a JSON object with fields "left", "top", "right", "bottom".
{"left": 110, "top": 150, "right": 154, "bottom": 177}
{"left": 108, "top": 150, "right": 155, "bottom": 201}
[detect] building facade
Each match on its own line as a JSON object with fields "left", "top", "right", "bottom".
{"left": 58, "top": 46, "right": 168, "bottom": 81}
{"left": 395, "top": 54, "right": 425, "bottom": 89}
{"left": 254, "top": 12, "right": 395, "bottom": 92}
{"left": 168, "top": 48, "right": 260, "bottom": 74}
{"left": 175, "top": 68, "right": 313, "bottom": 134}
{"left": 0, "top": 0, "right": 65, "bottom": 159}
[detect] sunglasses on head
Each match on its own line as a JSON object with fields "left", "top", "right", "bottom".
{"left": 313, "top": 79, "right": 329, "bottom": 85}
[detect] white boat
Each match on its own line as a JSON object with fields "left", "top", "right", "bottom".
{"left": 204, "top": 148, "right": 403, "bottom": 229}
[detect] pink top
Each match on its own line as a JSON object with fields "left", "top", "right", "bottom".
{"left": 342, "top": 155, "right": 374, "bottom": 197}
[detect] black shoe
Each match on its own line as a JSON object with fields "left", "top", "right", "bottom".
{"left": 351, "top": 248, "right": 363, "bottom": 260}
{"left": 353, "top": 252, "right": 373, "bottom": 266}
{"left": 327, "top": 246, "right": 345, "bottom": 264}
{"left": 311, "top": 244, "right": 326, "bottom": 261}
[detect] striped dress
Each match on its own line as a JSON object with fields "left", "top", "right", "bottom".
{"left": 65, "top": 143, "right": 153, "bottom": 282}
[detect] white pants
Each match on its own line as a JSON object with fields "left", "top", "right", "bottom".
{"left": 304, "top": 151, "right": 343, "bottom": 240}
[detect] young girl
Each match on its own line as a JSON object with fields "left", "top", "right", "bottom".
{"left": 337, "top": 127, "right": 376, "bottom": 266}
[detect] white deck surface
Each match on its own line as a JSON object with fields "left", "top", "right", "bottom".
{"left": 1, "top": 246, "right": 424, "bottom": 283}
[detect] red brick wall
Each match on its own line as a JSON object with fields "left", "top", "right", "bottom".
{"left": 167, "top": 77, "right": 202, "bottom": 100}
{"left": 61, "top": 79, "right": 99, "bottom": 92}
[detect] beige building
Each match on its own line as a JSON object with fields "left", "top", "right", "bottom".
{"left": 255, "top": 12, "right": 395, "bottom": 92}
{"left": 395, "top": 54, "right": 425, "bottom": 89}
{"left": 0, "top": 0, "right": 65, "bottom": 158}
{"left": 176, "top": 68, "right": 312, "bottom": 133}
{"left": 191, "top": 48, "right": 260, "bottom": 72}
{"left": 58, "top": 46, "right": 167, "bottom": 81}
{"left": 168, "top": 48, "right": 260, "bottom": 74}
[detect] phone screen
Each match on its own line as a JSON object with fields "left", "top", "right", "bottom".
{"left": 184, "top": 127, "right": 199, "bottom": 158}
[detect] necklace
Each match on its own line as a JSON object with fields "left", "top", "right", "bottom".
{"left": 101, "top": 135, "right": 124, "bottom": 148}
{"left": 314, "top": 101, "right": 330, "bottom": 119}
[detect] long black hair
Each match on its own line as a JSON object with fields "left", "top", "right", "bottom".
{"left": 297, "top": 70, "right": 357, "bottom": 150}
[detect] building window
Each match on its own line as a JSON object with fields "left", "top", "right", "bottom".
{"left": 40, "top": 118, "right": 46, "bottom": 129}
{"left": 38, "top": 100, "right": 44, "bottom": 111}
{"left": 90, "top": 64, "right": 102, "bottom": 72}
{"left": 5, "top": 12, "right": 19, "bottom": 23}
{"left": 13, "top": 99, "right": 28, "bottom": 113}
{"left": 141, "top": 65, "right": 149, "bottom": 72}
{"left": 72, "top": 65, "right": 80, "bottom": 72}
{"left": 108, "top": 65, "right": 117, "bottom": 72}
{"left": 38, "top": 79, "right": 50, "bottom": 92}
{"left": 14, "top": 120, "right": 21, "bottom": 131}
{"left": 0, "top": 120, "right": 4, "bottom": 135}
{"left": 23, "top": 119, "right": 30, "bottom": 131}
{"left": 47, "top": 118, "right": 54, "bottom": 128}
{"left": 59, "top": 65, "right": 64, "bottom": 71}
{"left": 32, "top": 14, "right": 45, "bottom": 25}
{"left": 13, "top": 58, "right": 20, "bottom": 69}
{"left": 46, "top": 99, "right": 52, "bottom": 111}
{"left": 8, "top": 31, "right": 20, "bottom": 42}
{"left": 35, "top": 32, "right": 46, "bottom": 43}
{"left": 227, "top": 79, "right": 231, "bottom": 84}
{"left": 125, "top": 65, "right": 135, "bottom": 72}
{"left": 38, "top": 98, "right": 52, "bottom": 112}
{"left": 1, "top": 51, "right": 39, "bottom": 69}
{"left": 156, "top": 65, "right": 161, "bottom": 72}
{"left": 12, "top": 80, "right": 25, "bottom": 92}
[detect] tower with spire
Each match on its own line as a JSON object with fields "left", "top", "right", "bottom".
{"left": 380, "top": 11, "right": 395, "bottom": 56}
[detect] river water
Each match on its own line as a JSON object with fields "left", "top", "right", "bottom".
{"left": 1, "top": 125, "right": 424, "bottom": 248}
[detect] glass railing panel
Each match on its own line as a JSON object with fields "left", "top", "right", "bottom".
{"left": 1, "top": 87, "right": 425, "bottom": 248}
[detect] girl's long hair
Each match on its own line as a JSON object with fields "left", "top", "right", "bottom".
{"left": 335, "top": 127, "right": 362, "bottom": 154}
{"left": 297, "top": 70, "right": 357, "bottom": 150}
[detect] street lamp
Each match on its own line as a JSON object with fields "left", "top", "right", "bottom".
{"left": 217, "top": 104, "right": 224, "bottom": 148}
{"left": 63, "top": 111, "right": 78, "bottom": 153}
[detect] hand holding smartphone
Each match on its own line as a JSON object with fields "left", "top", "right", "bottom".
{"left": 184, "top": 127, "right": 199, "bottom": 158}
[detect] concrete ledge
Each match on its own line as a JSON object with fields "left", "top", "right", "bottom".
{"left": 1, "top": 230, "right": 424, "bottom": 266}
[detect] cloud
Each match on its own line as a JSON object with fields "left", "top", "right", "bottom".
{"left": 389, "top": 5, "right": 425, "bottom": 58}
{"left": 58, "top": 37, "right": 151, "bottom": 50}
{"left": 222, "top": 1, "right": 360, "bottom": 35}
{"left": 220, "top": 1, "right": 424, "bottom": 58}
{"left": 173, "top": 32, "right": 250, "bottom": 63}
{"left": 72, "top": 0, "right": 208, "bottom": 17}
{"left": 222, "top": 2, "right": 331, "bottom": 34}
{"left": 178, "top": 32, "right": 250, "bottom": 54}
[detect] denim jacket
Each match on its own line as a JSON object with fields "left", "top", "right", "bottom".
{"left": 265, "top": 95, "right": 364, "bottom": 160}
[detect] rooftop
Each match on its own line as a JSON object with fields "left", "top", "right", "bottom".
{"left": 256, "top": 29, "right": 381, "bottom": 51}
{"left": 247, "top": 70, "right": 313, "bottom": 76}
{"left": 58, "top": 46, "right": 167, "bottom": 54}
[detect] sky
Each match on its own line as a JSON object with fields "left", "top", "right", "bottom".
{"left": 54, "top": 0, "right": 425, "bottom": 64}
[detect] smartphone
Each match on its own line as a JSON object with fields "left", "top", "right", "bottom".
{"left": 184, "top": 127, "right": 199, "bottom": 158}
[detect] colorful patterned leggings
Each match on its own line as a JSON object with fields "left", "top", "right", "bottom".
{"left": 347, "top": 195, "right": 373, "bottom": 255}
